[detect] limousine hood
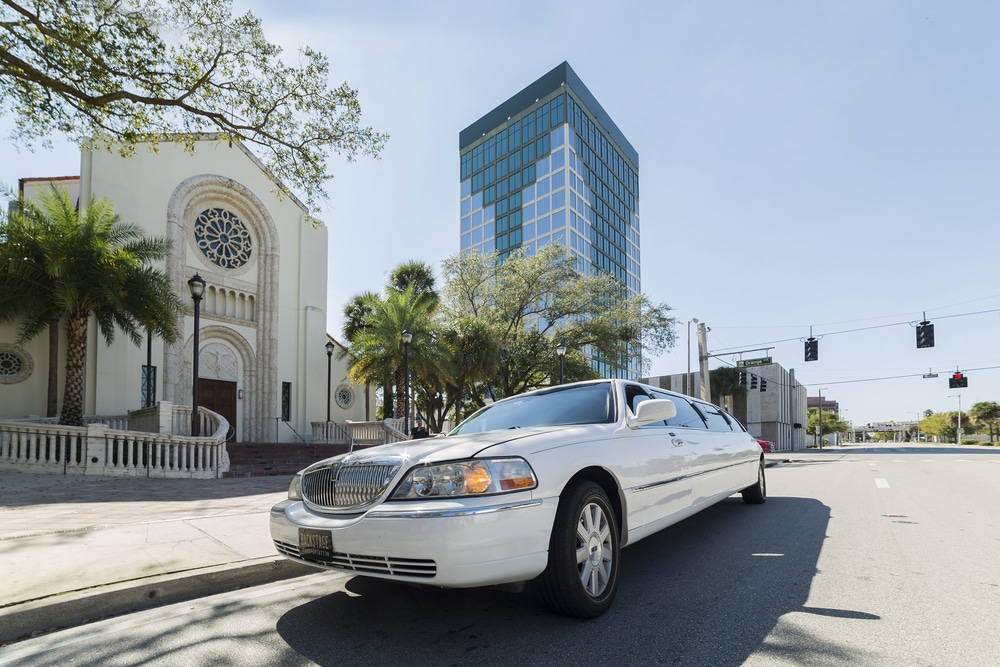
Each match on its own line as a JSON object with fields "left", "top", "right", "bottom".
{"left": 303, "top": 425, "right": 598, "bottom": 474}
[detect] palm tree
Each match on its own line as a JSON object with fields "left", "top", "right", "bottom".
{"left": 345, "top": 285, "right": 447, "bottom": 423}
{"left": 387, "top": 260, "right": 439, "bottom": 314}
{"left": 0, "top": 186, "right": 182, "bottom": 426}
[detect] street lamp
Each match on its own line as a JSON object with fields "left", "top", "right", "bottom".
{"left": 187, "top": 274, "right": 206, "bottom": 437}
{"left": 325, "top": 340, "right": 335, "bottom": 422}
{"left": 556, "top": 341, "right": 567, "bottom": 384}
{"left": 949, "top": 394, "right": 962, "bottom": 443}
{"left": 402, "top": 330, "right": 412, "bottom": 435}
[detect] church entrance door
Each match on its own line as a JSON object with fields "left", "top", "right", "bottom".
{"left": 198, "top": 378, "right": 238, "bottom": 441}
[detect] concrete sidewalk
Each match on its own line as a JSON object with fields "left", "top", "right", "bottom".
{"left": 0, "top": 471, "right": 313, "bottom": 645}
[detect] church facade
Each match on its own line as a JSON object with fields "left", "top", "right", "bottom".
{"left": 1, "top": 137, "right": 371, "bottom": 442}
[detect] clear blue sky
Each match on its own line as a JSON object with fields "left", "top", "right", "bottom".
{"left": 2, "top": 0, "right": 998, "bottom": 427}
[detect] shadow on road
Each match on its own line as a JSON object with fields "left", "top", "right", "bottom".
{"left": 276, "top": 495, "right": 876, "bottom": 666}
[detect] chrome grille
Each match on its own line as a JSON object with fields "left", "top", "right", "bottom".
{"left": 301, "top": 456, "right": 402, "bottom": 510}
{"left": 273, "top": 540, "right": 436, "bottom": 578}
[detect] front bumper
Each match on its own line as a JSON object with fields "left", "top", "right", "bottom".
{"left": 269, "top": 494, "right": 558, "bottom": 588}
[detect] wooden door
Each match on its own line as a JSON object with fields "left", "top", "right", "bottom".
{"left": 198, "top": 378, "right": 238, "bottom": 441}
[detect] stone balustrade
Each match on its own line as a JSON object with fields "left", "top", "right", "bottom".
{"left": 0, "top": 403, "right": 229, "bottom": 479}
{"left": 310, "top": 419, "right": 409, "bottom": 450}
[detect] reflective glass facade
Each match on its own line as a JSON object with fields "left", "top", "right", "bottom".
{"left": 459, "top": 62, "right": 640, "bottom": 377}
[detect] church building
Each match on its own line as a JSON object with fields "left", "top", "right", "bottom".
{"left": 1, "top": 136, "right": 371, "bottom": 442}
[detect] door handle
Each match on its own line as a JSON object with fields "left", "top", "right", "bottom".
{"left": 671, "top": 438, "right": 685, "bottom": 447}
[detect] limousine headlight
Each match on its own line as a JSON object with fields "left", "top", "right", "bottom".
{"left": 391, "top": 458, "right": 537, "bottom": 499}
{"left": 288, "top": 473, "right": 303, "bottom": 501}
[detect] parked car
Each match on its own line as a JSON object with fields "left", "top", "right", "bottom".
{"left": 270, "top": 379, "right": 766, "bottom": 618}
{"left": 757, "top": 439, "right": 774, "bottom": 452}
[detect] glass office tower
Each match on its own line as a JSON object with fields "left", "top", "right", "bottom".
{"left": 459, "top": 61, "right": 640, "bottom": 377}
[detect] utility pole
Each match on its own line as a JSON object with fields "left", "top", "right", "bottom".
{"left": 686, "top": 320, "right": 692, "bottom": 396}
{"left": 696, "top": 320, "right": 710, "bottom": 401}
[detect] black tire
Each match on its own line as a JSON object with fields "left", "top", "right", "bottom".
{"left": 741, "top": 459, "right": 767, "bottom": 505}
{"left": 538, "top": 481, "right": 620, "bottom": 618}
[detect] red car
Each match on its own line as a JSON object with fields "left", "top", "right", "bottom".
{"left": 757, "top": 439, "right": 774, "bottom": 453}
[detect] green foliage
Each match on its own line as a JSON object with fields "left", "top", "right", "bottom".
{"left": 341, "top": 248, "right": 678, "bottom": 429}
{"left": 440, "top": 245, "right": 677, "bottom": 404}
{"left": 710, "top": 367, "right": 746, "bottom": 405}
{"left": 968, "top": 401, "right": 1000, "bottom": 442}
{"left": 0, "top": 0, "right": 387, "bottom": 214}
{"left": 807, "top": 407, "right": 849, "bottom": 435}
{"left": 0, "top": 186, "right": 182, "bottom": 425}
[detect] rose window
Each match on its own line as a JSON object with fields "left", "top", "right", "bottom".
{"left": 0, "top": 345, "right": 31, "bottom": 384}
{"left": 0, "top": 352, "right": 22, "bottom": 377}
{"left": 194, "top": 208, "right": 253, "bottom": 268}
{"left": 336, "top": 384, "right": 355, "bottom": 409}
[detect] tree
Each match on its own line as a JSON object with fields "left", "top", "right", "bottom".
{"left": 0, "top": 186, "right": 182, "bottom": 425}
{"left": 710, "top": 367, "right": 746, "bottom": 408}
{"left": 388, "top": 261, "right": 439, "bottom": 314}
{"left": 0, "top": 0, "right": 387, "bottom": 213}
{"left": 920, "top": 412, "right": 948, "bottom": 441}
{"left": 968, "top": 401, "right": 1000, "bottom": 442}
{"left": 807, "top": 407, "right": 849, "bottom": 443}
{"left": 437, "top": 317, "right": 500, "bottom": 425}
{"left": 440, "top": 245, "right": 676, "bottom": 405}
{"left": 342, "top": 285, "right": 448, "bottom": 428}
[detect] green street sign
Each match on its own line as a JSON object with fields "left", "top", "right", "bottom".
{"left": 737, "top": 357, "right": 772, "bottom": 367}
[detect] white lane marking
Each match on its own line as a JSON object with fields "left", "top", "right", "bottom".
{"left": 869, "top": 462, "right": 877, "bottom": 467}
{"left": 875, "top": 478, "right": 891, "bottom": 489}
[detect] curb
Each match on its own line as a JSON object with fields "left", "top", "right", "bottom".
{"left": 0, "top": 556, "right": 314, "bottom": 645}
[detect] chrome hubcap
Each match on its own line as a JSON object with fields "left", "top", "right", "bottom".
{"left": 576, "top": 501, "right": 613, "bottom": 597}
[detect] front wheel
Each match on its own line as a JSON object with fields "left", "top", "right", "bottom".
{"left": 741, "top": 459, "right": 767, "bottom": 504}
{"left": 538, "top": 481, "right": 621, "bottom": 618}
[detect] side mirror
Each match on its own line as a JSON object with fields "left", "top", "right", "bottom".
{"left": 631, "top": 398, "right": 677, "bottom": 428}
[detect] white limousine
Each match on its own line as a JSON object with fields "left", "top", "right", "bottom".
{"left": 270, "top": 379, "right": 766, "bottom": 618}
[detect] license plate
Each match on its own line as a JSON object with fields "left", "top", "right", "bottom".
{"left": 298, "top": 528, "right": 333, "bottom": 560}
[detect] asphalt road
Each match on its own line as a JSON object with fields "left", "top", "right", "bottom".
{"left": 2, "top": 445, "right": 998, "bottom": 667}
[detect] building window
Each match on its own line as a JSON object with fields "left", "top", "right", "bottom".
{"left": 0, "top": 345, "right": 32, "bottom": 385}
{"left": 281, "top": 382, "right": 291, "bottom": 421}
{"left": 194, "top": 208, "right": 253, "bottom": 269}
{"left": 335, "top": 384, "right": 354, "bottom": 409}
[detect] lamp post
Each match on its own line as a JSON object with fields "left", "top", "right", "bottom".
{"left": 325, "top": 340, "right": 334, "bottom": 422}
{"left": 402, "top": 330, "right": 412, "bottom": 435}
{"left": 188, "top": 274, "right": 206, "bottom": 437}
{"left": 949, "top": 394, "right": 962, "bottom": 443}
{"left": 556, "top": 341, "right": 566, "bottom": 384}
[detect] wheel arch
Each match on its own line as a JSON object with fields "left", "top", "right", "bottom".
{"left": 560, "top": 466, "right": 625, "bottom": 539}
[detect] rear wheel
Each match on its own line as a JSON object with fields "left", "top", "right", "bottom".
{"left": 741, "top": 459, "right": 767, "bottom": 504}
{"left": 538, "top": 481, "right": 620, "bottom": 618}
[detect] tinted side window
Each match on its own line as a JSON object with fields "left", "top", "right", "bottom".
{"left": 693, "top": 402, "right": 734, "bottom": 431}
{"left": 624, "top": 384, "right": 651, "bottom": 414}
{"left": 652, "top": 390, "right": 707, "bottom": 429}
{"left": 721, "top": 409, "right": 748, "bottom": 433}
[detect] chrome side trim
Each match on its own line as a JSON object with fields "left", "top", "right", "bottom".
{"left": 367, "top": 498, "right": 543, "bottom": 519}
{"left": 631, "top": 459, "right": 754, "bottom": 492}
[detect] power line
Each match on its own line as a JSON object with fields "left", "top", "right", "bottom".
{"left": 710, "top": 308, "right": 1000, "bottom": 353}
{"left": 802, "top": 364, "right": 1000, "bottom": 387}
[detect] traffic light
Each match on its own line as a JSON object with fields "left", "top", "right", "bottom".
{"left": 750, "top": 374, "right": 758, "bottom": 389}
{"left": 759, "top": 378, "right": 767, "bottom": 392}
{"left": 949, "top": 372, "right": 968, "bottom": 388}
{"left": 804, "top": 337, "right": 818, "bottom": 362}
{"left": 916, "top": 321, "right": 935, "bottom": 349}
{"left": 738, "top": 370, "right": 747, "bottom": 387}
